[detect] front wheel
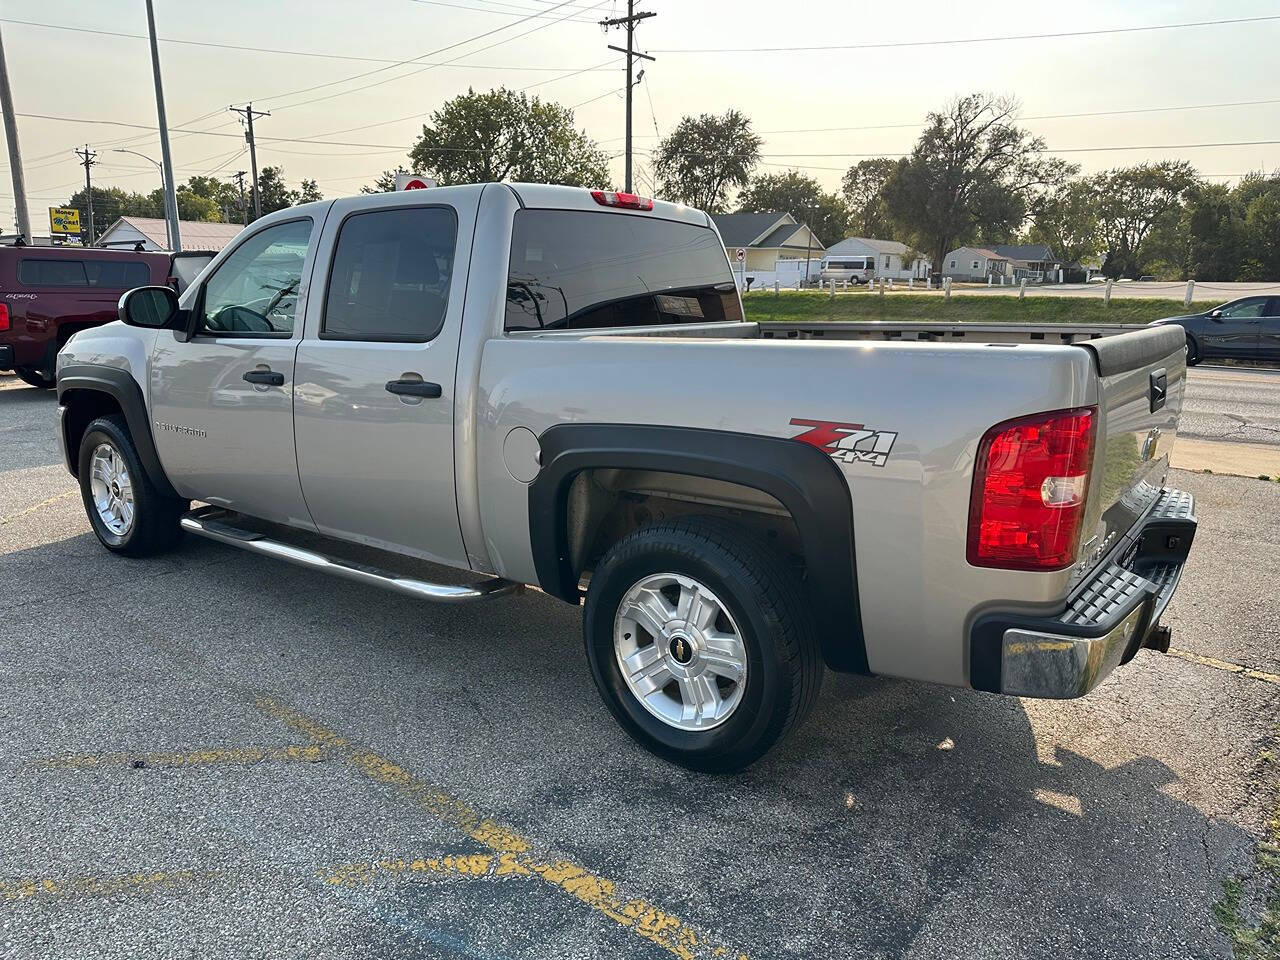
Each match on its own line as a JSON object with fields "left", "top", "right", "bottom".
{"left": 14, "top": 366, "right": 55, "bottom": 389}
{"left": 583, "top": 518, "right": 822, "bottom": 773}
{"left": 78, "top": 415, "right": 187, "bottom": 557}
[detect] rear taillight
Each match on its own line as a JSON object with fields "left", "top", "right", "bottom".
{"left": 590, "top": 189, "right": 654, "bottom": 211}
{"left": 0, "top": 303, "right": 8, "bottom": 332}
{"left": 967, "top": 406, "right": 1097, "bottom": 571}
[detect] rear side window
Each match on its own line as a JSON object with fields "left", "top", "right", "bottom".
{"left": 323, "top": 207, "right": 457, "bottom": 342}
{"left": 18, "top": 258, "right": 149, "bottom": 288}
{"left": 504, "top": 210, "right": 741, "bottom": 332}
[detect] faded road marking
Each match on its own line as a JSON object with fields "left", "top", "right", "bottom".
{"left": 255, "top": 695, "right": 747, "bottom": 960}
{"left": 0, "top": 869, "right": 216, "bottom": 903}
{"left": 37, "top": 744, "right": 327, "bottom": 770}
{"left": 320, "top": 851, "right": 532, "bottom": 887}
{"left": 1167, "top": 648, "right": 1280, "bottom": 686}
{"left": 0, "top": 489, "right": 76, "bottom": 526}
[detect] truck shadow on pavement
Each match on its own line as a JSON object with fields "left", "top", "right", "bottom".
{"left": 2, "top": 531, "right": 1264, "bottom": 959}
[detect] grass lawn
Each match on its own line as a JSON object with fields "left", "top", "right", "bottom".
{"left": 742, "top": 291, "right": 1219, "bottom": 326}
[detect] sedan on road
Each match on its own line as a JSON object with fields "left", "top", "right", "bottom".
{"left": 1151, "top": 295, "right": 1280, "bottom": 364}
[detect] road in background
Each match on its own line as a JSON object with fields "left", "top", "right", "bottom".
{"left": 1181, "top": 365, "right": 1280, "bottom": 446}
{"left": 820, "top": 281, "right": 1278, "bottom": 302}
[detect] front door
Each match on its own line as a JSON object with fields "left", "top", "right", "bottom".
{"left": 1202, "top": 296, "right": 1266, "bottom": 359}
{"left": 149, "top": 216, "right": 320, "bottom": 527}
{"left": 292, "top": 196, "right": 471, "bottom": 568}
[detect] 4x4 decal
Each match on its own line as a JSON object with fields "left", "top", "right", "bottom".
{"left": 790, "top": 418, "right": 898, "bottom": 468}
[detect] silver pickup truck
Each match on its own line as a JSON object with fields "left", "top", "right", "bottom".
{"left": 54, "top": 183, "right": 1198, "bottom": 771}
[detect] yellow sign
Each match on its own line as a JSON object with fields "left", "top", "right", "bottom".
{"left": 49, "top": 207, "right": 81, "bottom": 235}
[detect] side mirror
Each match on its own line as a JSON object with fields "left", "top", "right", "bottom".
{"left": 119, "top": 285, "right": 180, "bottom": 329}
{"left": 1208, "top": 308, "right": 1223, "bottom": 321}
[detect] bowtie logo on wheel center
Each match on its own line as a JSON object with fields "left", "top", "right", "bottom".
{"left": 668, "top": 633, "right": 694, "bottom": 665}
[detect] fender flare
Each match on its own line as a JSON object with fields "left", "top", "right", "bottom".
{"left": 529, "top": 423, "right": 869, "bottom": 674}
{"left": 56, "top": 363, "right": 180, "bottom": 500}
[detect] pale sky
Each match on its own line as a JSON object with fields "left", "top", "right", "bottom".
{"left": 2, "top": 0, "right": 1279, "bottom": 232}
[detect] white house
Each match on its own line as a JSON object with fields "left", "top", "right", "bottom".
{"left": 710, "top": 212, "right": 825, "bottom": 289}
{"left": 941, "top": 246, "right": 1011, "bottom": 283}
{"left": 824, "top": 237, "right": 930, "bottom": 280}
{"left": 95, "top": 217, "right": 244, "bottom": 253}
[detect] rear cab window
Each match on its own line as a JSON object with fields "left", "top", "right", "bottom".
{"left": 504, "top": 210, "right": 741, "bottom": 332}
{"left": 17, "top": 258, "right": 150, "bottom": 289}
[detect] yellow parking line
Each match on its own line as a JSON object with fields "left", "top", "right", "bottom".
{"left": 0, "top": 489, "right": 76, "bottom": 526}
{"left": 0, "top": 869, "right": 216, "bottom": 903}
{"left": 1166, "top": 648, "right": 1280, "bottom": 686}
{"left": 319, "top": 851, "right": 531, "bottom": 887}
{"left": 255, "top": 695, "right": 747, "bottom": 960}
{"left": 37, "top": 744, "right": 326, "bottom": 770}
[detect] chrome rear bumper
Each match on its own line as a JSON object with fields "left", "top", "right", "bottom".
{"left": 970, "top": 488, "right": 1197, "bottom": 699}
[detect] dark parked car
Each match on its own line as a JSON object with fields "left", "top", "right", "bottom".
{"left": 0, "top": 245, "right": 212, "bottom": 388}
{"left": 1150, "top": 295, "right": 1280, "bottom": 365}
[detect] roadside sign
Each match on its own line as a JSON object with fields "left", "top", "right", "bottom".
{"left": 49, "top": 206, "right": 81, "bottom": 235}
{"left": 394, "top": 173, "right": 437, "bottom": 191}
{"left": 735, "top": 247, "right": 745, "bottom": 262}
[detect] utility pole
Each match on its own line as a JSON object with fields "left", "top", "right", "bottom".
{"left": 75, "top": 146, "right": 96, "bottom": 245}
{"left": 600, "top": 2, "right": 655, "bottom": 193}
{"left": 0, "top": 25, "right": 31, "bottom": 242}
{"left": 144, "top": 0, "right": 181, "bottom": 251}
{"left": 233, "top": 170, "right": 248, "bottom": 226}
{"left": 230, "top": 104, "right": 269, "bottom": 220}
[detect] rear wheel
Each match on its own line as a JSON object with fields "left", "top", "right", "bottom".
{"left": 78, "top": 415, "right": 187, "bottom": 557}
{"left": 1185, "top": 334, "right": 1202, "bottom": 366}
{"left": 583, "top": 517, "right": 822, "bottom": 773}
{"left": 14, "top": 366, "right": 55, "bottom": 389}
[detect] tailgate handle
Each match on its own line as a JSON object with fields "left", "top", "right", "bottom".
{"left": 1149, "top": 369, "right": 1167, "bottom": 413}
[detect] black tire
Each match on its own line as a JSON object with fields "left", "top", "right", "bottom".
{"left": 583, "top": 517, "right": 823, "bottom": 773}
{"left": 14, "top": 366, "right": 55, "bottom": 389}
{"left": 78, "top": 415, "right": 187, "bottom": 557}
{"left": 1185, "top": 334, "right": 1202, "bottom": 366}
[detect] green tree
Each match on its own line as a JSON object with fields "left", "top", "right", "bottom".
{"left": 408, "top": 87, "right": 609, "bottom": 187}
{"left": 881, "top": 93, "right": 1075, "bottom": 273}
{"left": 841, "top": 157, "right": 898, "bottom": 237}
{"left": 253, "top": 166, "right": 322, "bottom": 216}
{"left": 736, "top": 170, "right": 848, "bottom": 246}
{"left": 1028, "top": 179, "right": 1101, "bottom": 267}
{"left": 65, "top": 186, "right": 159, "bottom": 242}
{"left": 653, "top": 109, "right": 761, "bottom": 212}
{"left": 361, "top": 166, "right": 410, "bottom": 194}
{"left": 1092, "top": 161, "right": 1198, "bottom": 278}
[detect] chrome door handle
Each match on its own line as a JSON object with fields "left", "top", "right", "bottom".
{"left": 385, "top": 379, "right": 442, "bottom": 398}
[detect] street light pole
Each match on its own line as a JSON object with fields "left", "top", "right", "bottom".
{"left": 113, "top": 148, "right": 168, "bottom": 249}
{"left": 144, "top": 0, "right": 181, "bottom": 251}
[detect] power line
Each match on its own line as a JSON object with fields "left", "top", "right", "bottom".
{"left": 651, "top": 15, "right": 1280, "bottom": 53}
{"left": 254, "top": 0, "right": 594, "bottom": 108}
{"left": 748, "top": 139, "right": 1280, "bottom": 158}
{"left": 0, "top": 15, "right": 612, "bottom": 64}
{"left": 569, "top": 87, "right": 622, "bottom": 109}
{"left": 406, "top": 0, "right": 601, "bottom": 22}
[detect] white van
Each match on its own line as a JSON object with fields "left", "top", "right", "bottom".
{"left": 820, "top": 256, "right": 875, "bottom": 285}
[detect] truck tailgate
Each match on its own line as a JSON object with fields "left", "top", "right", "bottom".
{"left": 1075, "top": 324, "right": 1186, "bottom": 575}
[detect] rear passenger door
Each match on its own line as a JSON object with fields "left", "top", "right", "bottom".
{"left": 1258, "top": 298, "right": 1280, "bottom": 359}
{"left": 293, "top": 196, "right": 472, "bottom": 568}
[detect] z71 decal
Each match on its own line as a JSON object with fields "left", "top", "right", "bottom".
{"left": 790, "top": 418, "right": 898, "bottom": 468}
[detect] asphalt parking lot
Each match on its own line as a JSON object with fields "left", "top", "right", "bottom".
{"left": 3, "top": 372, "right": 1279, "bottom": 959}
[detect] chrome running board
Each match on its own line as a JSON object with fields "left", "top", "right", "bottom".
{"left": 180, "top": 506, "right": 521, "bottom": 604}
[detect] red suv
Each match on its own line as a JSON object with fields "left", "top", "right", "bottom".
{"left": 0, "top": 245, "right": 211, "bottom": 388}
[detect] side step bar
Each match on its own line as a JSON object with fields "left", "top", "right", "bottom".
{"left": 180, "top": 506, "right": 521, "bottom": 604}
